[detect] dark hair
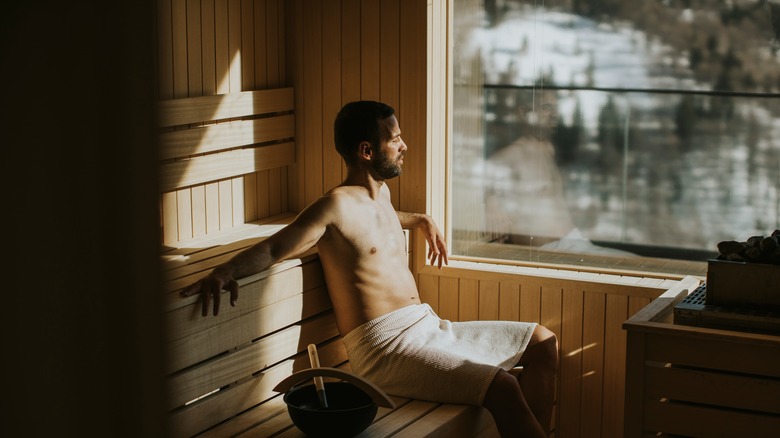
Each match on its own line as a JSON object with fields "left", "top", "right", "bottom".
{"left": 333, "top": 101, "right": 395, "bottom": 166}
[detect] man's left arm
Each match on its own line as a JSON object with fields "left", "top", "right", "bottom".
{"left": 396, "top": 211, "right": 449, "bottom": 269}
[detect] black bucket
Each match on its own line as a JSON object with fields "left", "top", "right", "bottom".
{"left": 284, "top": 381, "right": 378, "bottom": 437}
{"left": 273, "top": 367, "right": 395, "bottom": 437}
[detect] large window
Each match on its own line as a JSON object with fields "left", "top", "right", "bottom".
{"left": 451, "top": 0, "right": 780, "bottom": 275}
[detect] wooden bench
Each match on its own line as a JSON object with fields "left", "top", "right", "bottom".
{"left": 160, "top": 87, "right": 500, "bottom": 437}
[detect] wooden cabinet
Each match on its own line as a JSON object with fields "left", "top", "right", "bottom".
{"left": 623, "top": 276, "right": 780, "bottom": 437}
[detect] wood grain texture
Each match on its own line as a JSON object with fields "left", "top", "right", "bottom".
{"left": 415, "top": 263, "right": 676, "bottom": 437}
{"left": 157, "top": 4, "right": 291, "bottom": 246}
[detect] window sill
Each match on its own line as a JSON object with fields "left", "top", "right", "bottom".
{"left": 448, "top": 240, "right": 708, "bottom": 279}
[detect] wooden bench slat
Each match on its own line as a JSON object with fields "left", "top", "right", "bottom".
{"left": 167, "top": 258, "right": 325, "bottom": 333}
{"left": 168, "top": 339, "right": 347, "bottom": 438}
{"left": 158, "top": 88, "right": 294, "bottom": 127}
{"left": 160, "top": 141, "right": 295, "bottom": 192}
{"left": 161, "top": 214, "right": 296, "bottom": 266}
{"left": 199, "top": 394, "right": 290, "bottom": 438}
{"left": 164, "top": 250, "right": 320, "bottom": 312}
{"left": 167, "top": 312, "right": 340, "bottom": 410}
{"left": 359, "top": 399, "right": 441, "bottom": 436}
{"left": 167, "top": 286, "right": 331, "bottom": 372}
{"left": 159, "top": 115, "right": 294, "bottom": 160}
{"left": 393, "top": 404, "right": 498, "bottom": 438}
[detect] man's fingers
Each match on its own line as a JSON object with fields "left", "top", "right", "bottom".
{"left": 201, "top": 284, "right": 211, "bottom": 317}
{"left": 180, "top": 283, "right": 201, "bottom": 297}
{"left": 228, "top": 280, "right": 239, "bottom": 306}
{"left": 213, "top": 285, "right": 221, "bottom": 316}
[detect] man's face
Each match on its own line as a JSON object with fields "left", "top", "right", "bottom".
{"left": 372, "top": 115, "right": 407, "bottom": 179}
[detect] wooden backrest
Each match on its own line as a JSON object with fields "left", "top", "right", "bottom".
{"left": 158, "top": 87, "right": 347, "bottom": 436}
{"left": 158, "top": 87, "right": 295, "bottom": 246}
{"left": 164, "top": 243, "right": 343, "bottom": 437}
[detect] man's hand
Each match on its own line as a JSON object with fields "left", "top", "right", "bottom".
{"left": 397, "top": 211, "right": 449, "bottom": 269}
{"left": 421, "top": 216, "right": 449, "bottom": 269}
{"left": 180, "top": 266, "right": 239, "bottom": 317}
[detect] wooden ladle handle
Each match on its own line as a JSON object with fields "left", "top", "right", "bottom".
{"left": 273, "top": 367, "right": 396, "bottom": 409}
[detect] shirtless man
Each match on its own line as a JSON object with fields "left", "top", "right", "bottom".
{"left": 181, "top": 101, "right": 558, "bottom": 438}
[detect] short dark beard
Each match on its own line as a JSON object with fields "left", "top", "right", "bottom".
{"left": 372, "top": 146, "right": 403, "bottom": 179}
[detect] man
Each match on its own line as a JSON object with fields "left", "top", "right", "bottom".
{"left": 181, "top": 101, "right": 558, "bottom": 437}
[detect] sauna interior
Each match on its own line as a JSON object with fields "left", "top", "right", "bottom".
{"left": 6, "top": 1, "right": 780, "bottom": 437}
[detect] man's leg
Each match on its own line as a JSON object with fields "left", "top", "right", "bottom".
{"left": 482, "top": 369, "right": 547, "bottom": 438}
{"left": 516, "top": 325, "right": 559, "bottom": 434}
{"left": 482, "top": 325, "right": 558, "bottom": 438}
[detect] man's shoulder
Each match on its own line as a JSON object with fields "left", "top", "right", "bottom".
{"left": 315, "top": 186, "right": 367, "bottom": 214}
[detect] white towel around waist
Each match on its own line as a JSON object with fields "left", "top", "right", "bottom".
{"left": 341, "top": 303, "right": 536, "bottom": 405}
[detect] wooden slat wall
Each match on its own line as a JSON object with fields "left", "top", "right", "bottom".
{"left": 419, "top": 262, "right": 674, "bottom": 438}
{"left": 157, "top": 0, "right": 289, "bottom": 246}
{"left": 157, "top": 0, "right": 430, "bottom": 246}
{"left": 285, "top": 0, "right": 428, "bottom": 214}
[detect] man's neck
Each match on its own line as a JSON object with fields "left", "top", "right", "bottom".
{"left": 343, "top": 166, "right": 385, "bottom": 199}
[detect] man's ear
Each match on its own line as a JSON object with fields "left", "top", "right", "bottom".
{"left": 358, "top": 141, "right": 373, "bottom": 161}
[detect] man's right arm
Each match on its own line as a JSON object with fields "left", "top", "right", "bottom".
{"left": 180, "top": 195, "right": 336, "bottom": 316}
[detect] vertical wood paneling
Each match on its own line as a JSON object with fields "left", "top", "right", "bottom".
{"left": 581, "top": 291, "right": 606, "bottom": 438}
{"left": 279, "top": 0, "right": 425, "bottom": 221}
{"left": 380, "top": 0, "right": 401, "bottom": 209}
{"left": 340, "top": 0, "right": 361, "bottom": 182}
{"left": 215, "top": 0, "right": 230, "bottom": 94}
{"left": 158, "top": 0, "right": 175, "bottom": 99}
{"left": 158, "top": 0, "right": 292, "bottom": 246}
{"left": 322, "top": 0, "right": 343, "bottom": 193}
{"left": 176, "top": 188, "right": 193, "bottom": 240}
{"left": 559, "top": 289, "right": 584, "bottom": 438}
{"left": 266, "top": 0, "right": 281, "bottom": 87}
{"left": 438, "top": 276, "right": 460, "bottom": 321}
{"left": 268, "top": 168, "right": 282, "bottom": 215}
{"left": 340, "top": 0, "right": 361, "bottom": 106}
{"left": 201, "top": 0, "right": 217, "bottom": 94}
{"left": 172, "top": 0, "right": 189, "bottom": 98}
{"left": 244, "top": 171, "right": 258, "bottom": 220}
{"left": 478, "top": 280, "right": 499, "bottom": 320}
{"left": 254, "top": 170, "right": 270, "bottom": 219}
{"left": 158, "top": 0, "right": 427, "bottom": 254}
{"left": 227, "top": 0, "right": 242, "bottom": 93}
{"left": 187, "top": 0, "right": 203, "bottom": 96}
{"left": 541, "top": 286, "right": 563, "bottom": 340}
{"left": 413, "top": 270, "right": 669, "bottom": 438}
{"left": 628, "top": 296, "right": 651, "bottom": 318}
{"left": 602, "top": 294, "right": 629, "bottom": 437}
{"left": 302, "top": 1, "right": 323, "bottom": 207}
{"left": 419, "top": 274, "right": 439, "bottom": 313}
{"left": 498, "top": 282, "right": 520, "bottom": 321}
{"left": 253, "top": 0, "right": 268, "bottom": 88}
{"left": 399, "top": 0, "right": 427, "bottom": 215}
{"left": 287, "top": 0, "right": 304, "bottom": 213}
{"left": 458, "top": 278, "right": 479, "bottom": 321}
{"left": 520, "top": 284, "right": 542, "bottom": 323}
{"left": 162, "top": 192, "right": 178, "bottom": 244}
{"left": 205, "top": 182, "right": 220, "bottom": 234}
{"left": 241, "top": 0, "right": 254, "bottom": 90}
{"left": 191, "top": 185, "right": 207, "bottom": 237}
{"left": 231, "top": 177, "right": 245, "bottom": 226}
{"left": 218, "top": 179, "right": 232, "bottom": 229}
{"left": 360, "top": 0, "right": 381, "bottom": 101}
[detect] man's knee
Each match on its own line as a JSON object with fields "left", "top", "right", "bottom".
{"left": 522, "top": 325, "right": 558, "bottom": 366}
{"left": 483, "top": 369, "right": 522, "bottom": 408}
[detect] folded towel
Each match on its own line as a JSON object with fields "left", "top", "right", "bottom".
{"left": 342, "top": 303, "right": 536, "bottom": 405}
